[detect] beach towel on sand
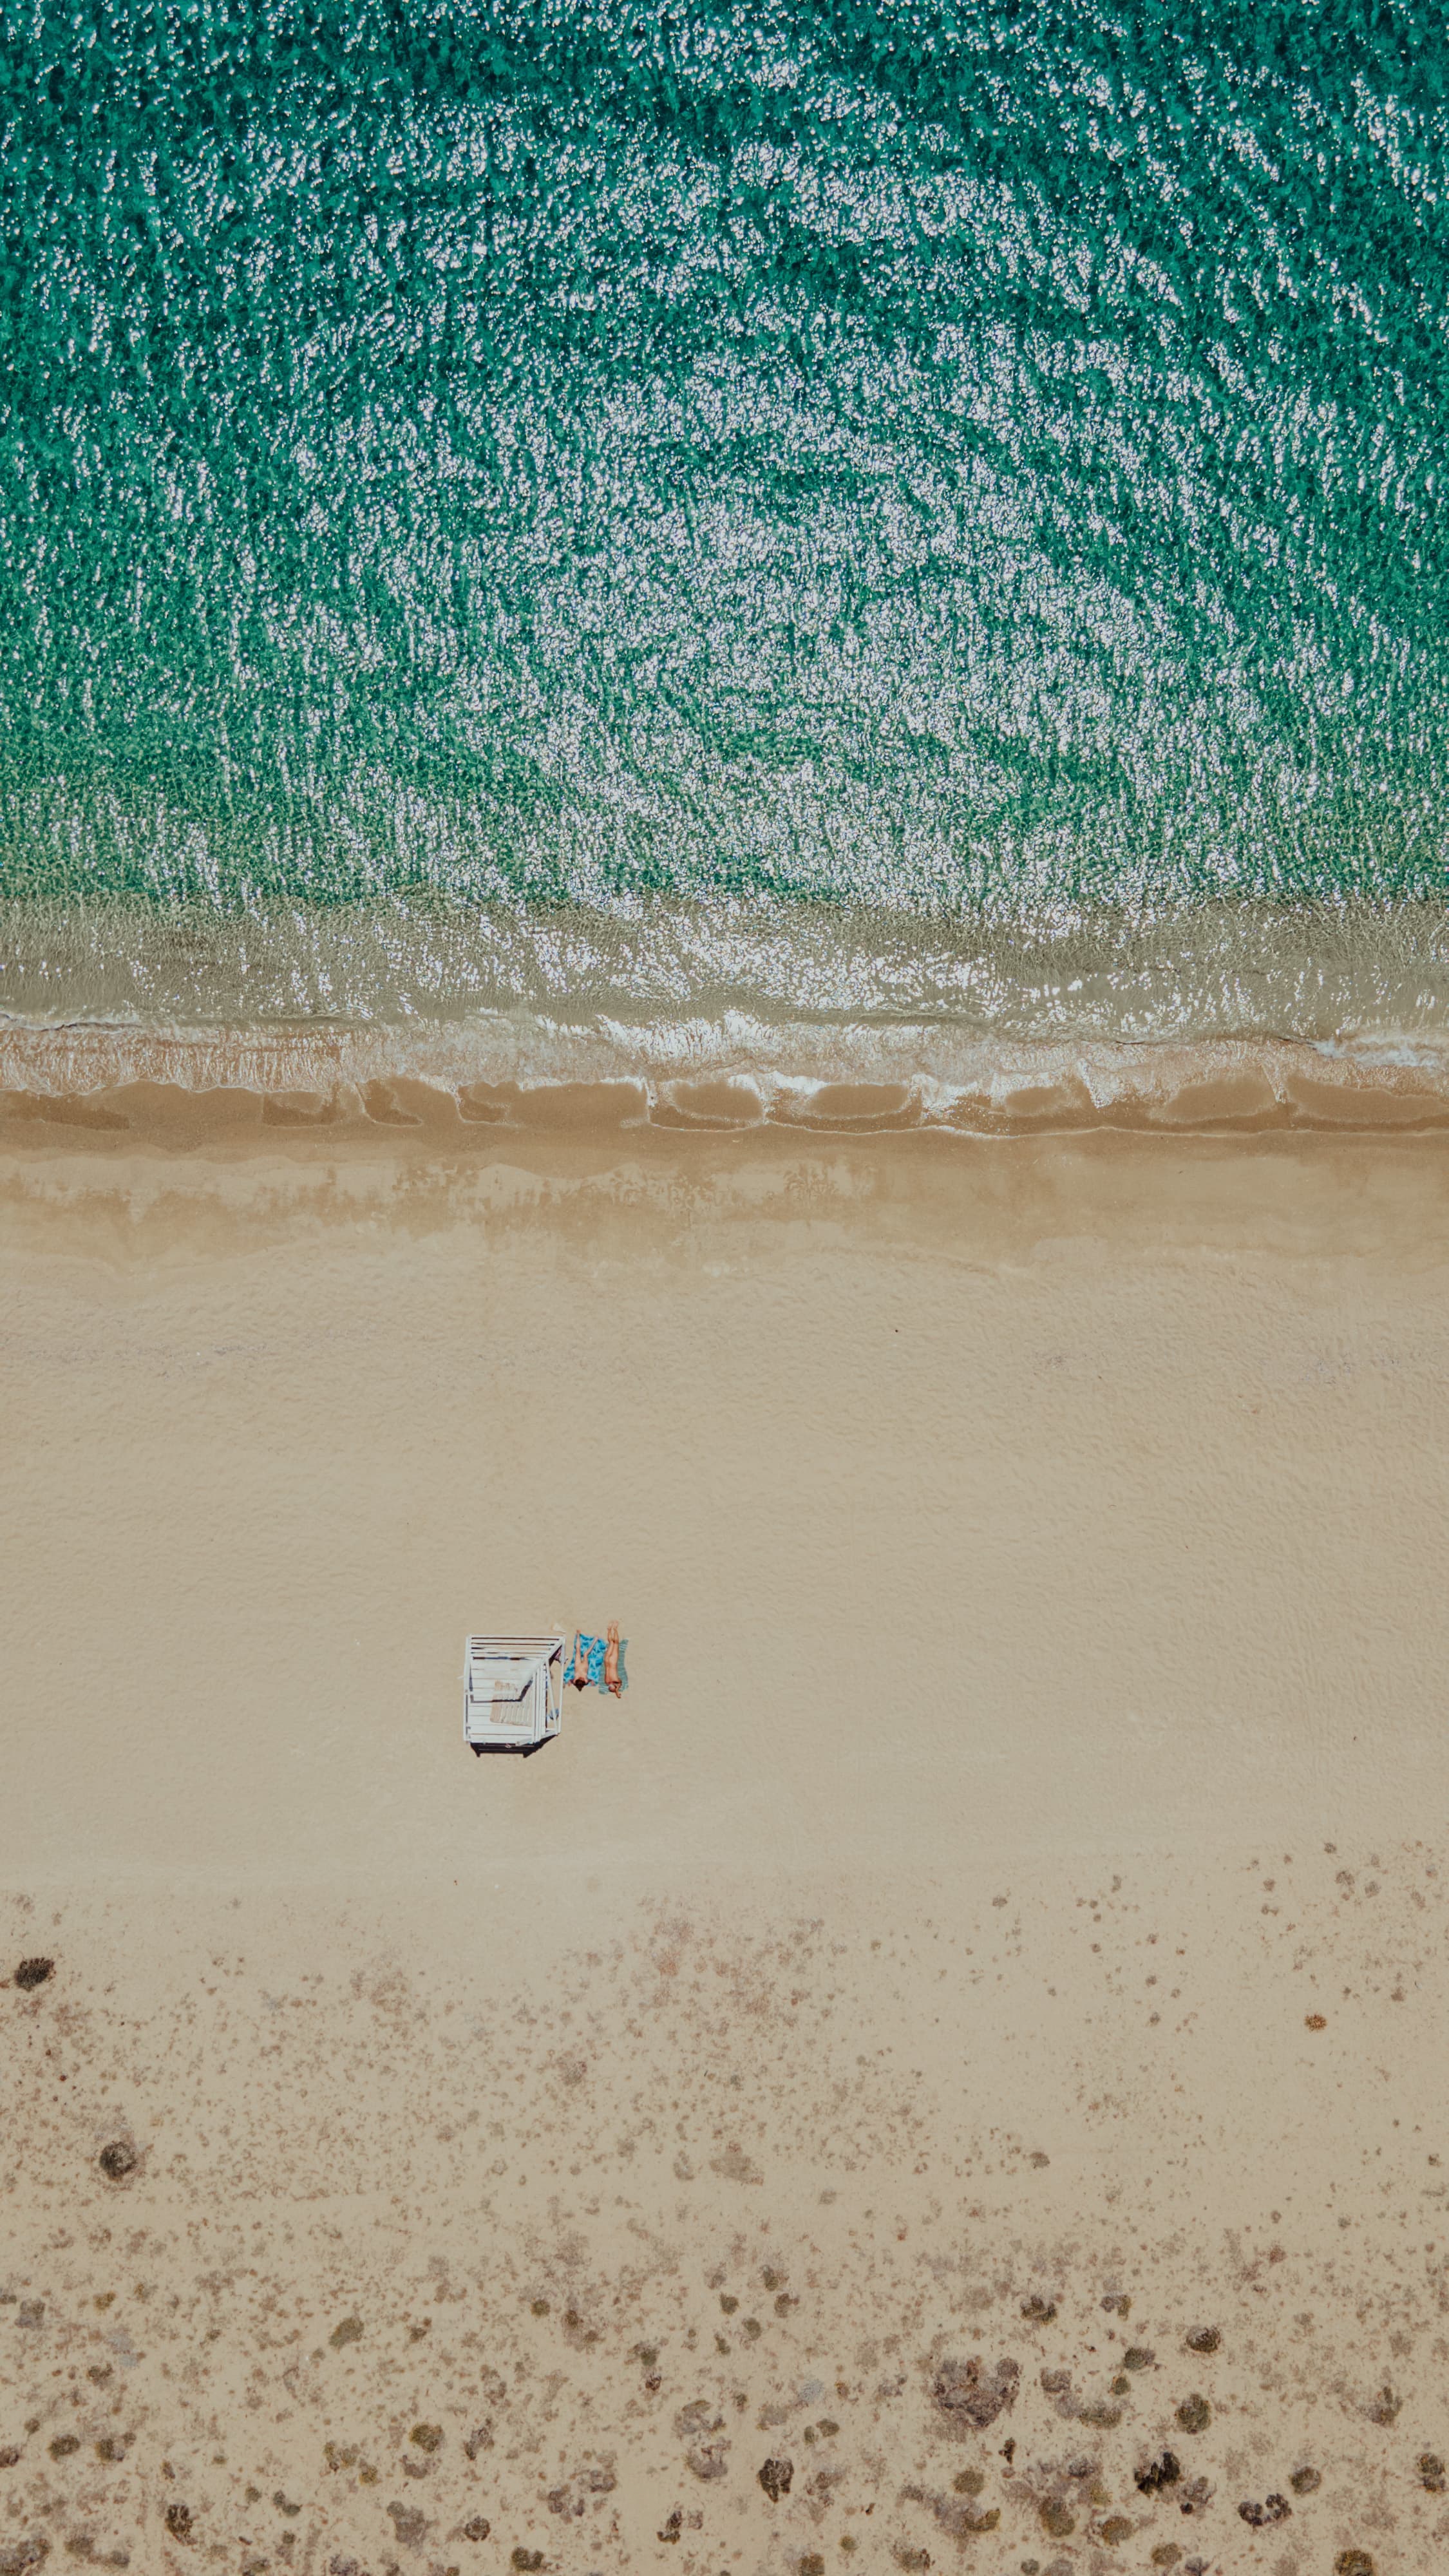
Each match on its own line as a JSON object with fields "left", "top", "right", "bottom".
{"left": 568, "top": 1633, "right": 628, "bottom": 1692}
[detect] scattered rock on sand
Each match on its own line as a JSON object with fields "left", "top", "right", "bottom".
{"left": 1184, "top": 2326, "right": 1220, "bottom": 2354}
{"left": 943, "top": 2499, "right": 999, "bottom": 2537}
{"left": 13, "top": 1960, "right": 53, "bottom": 1991}
{"left": 1238, "top": 2494, "right": 1291, "bottom": 2524}
{"left": 97, "top": 2142, "right": 137, "bottom": 2183}
{"left": 674, "top": 2400, "right": 721, "bottom": 2439}
{"left": 329, "top": 2315, "right": 363, "bottom": 2349}
{"left": 386, "top": 2501, "right": 427, "bottom": 2546}
{"left": 1135, "top": 2450, "right": 1180, "bottom": 2494}
{"left": 461, "top": 2517, "right": 491, "bottom": 2541}
{"left": 1419, "top": 2452, "right": 1446, "bottom": 2492}
{"left": 1334, "top": 2554, "right": 1376, "bottom": 2576}
{"left": 675, "top": 2396, "right": 727, "bottom": 2475}
{"left": 900, "top": 2481, "right": 998, "bottom": 2541}
{"left": 710, "top": 2143, "right": 763, "bottom": 2184}
{"left": 0, "top": 2539, "right": 52, "bottom": 2573}
{"left": 1175, "top": 2394, "right": 1211, "bottom": 2434}
{"left": 1289, "top": 2465, "right": 1321, "bottom": 2494}
{"left": 547, "top": 2465, "right": 617, "bottom": 2515}
{"left": 931, "top": 2356, "right": 1020, "bottom": 2430}
{"left": 162, "top": 2502, "right": 193, "bottom": 2543}
{"left": 759, "top": 2458, "right": 793, "bottom": 2501}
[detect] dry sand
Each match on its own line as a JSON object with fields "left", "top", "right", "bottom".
{"left": 3, "top": 1124, "right": 1449, "bottom": 2576}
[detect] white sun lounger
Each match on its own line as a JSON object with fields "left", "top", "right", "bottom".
{"left": 464, "top": 1633, "right": 565, "bottom": 1755}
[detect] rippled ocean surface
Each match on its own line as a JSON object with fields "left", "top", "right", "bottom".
{"left": 4, "top": 0, "right": 1449, "bottom": 1071}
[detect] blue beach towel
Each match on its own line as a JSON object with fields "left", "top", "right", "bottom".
{"left": 567, "top": 1633, "right": 628, "bottom": 1692}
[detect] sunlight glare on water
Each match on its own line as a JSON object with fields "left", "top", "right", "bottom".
{"left": 3, "top": 0, "right": 1448, "bottom": 1033}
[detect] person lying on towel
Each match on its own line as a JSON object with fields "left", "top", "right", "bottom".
{"left": 569, "top": 1624, "right": 625, "bottom": 1696}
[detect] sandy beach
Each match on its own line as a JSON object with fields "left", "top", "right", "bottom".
{"left": 3, "top": 1119, "right": 1449, "bottom": 2576}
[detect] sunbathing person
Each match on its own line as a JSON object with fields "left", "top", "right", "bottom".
{"left": 569, "top": 1633, "right": 591, "bottom": 1690}
{"left": 604, "top": 1623, "right": 623, "bottom": 1698}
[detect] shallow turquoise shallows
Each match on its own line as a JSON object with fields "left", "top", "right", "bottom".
{"left": 3, "top": 0, "right": 1449, "bottom": 920}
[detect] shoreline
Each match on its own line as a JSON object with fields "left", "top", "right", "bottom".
{"left": 10, "top": 1021, "right": 1449, "bottom": 1144}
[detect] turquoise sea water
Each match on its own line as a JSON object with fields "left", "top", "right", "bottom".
{"left": 3, "top": 0, "right": 1449, "bottom": 1050}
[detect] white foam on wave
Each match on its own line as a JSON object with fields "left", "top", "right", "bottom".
{"left": 4, "top": 894, "right": 1449, "bottom": 1128}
